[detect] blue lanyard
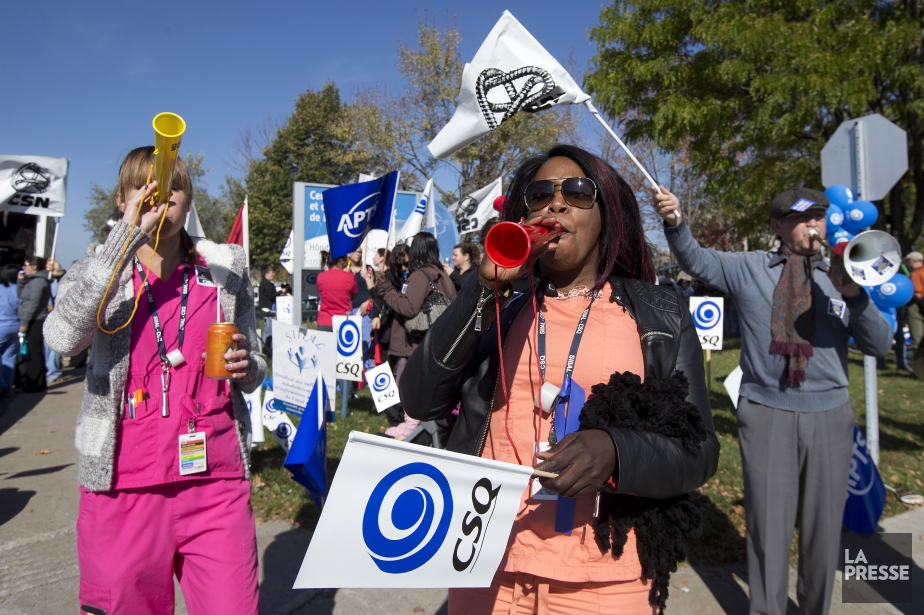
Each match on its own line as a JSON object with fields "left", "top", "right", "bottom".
{"left": 536, "top": 290, "right": 597, "bottom": 444}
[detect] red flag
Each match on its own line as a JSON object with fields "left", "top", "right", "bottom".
{"left": 227, "top": 199, "right": 246, "bottom": 246}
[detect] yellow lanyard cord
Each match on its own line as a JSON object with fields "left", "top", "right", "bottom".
{"left": 96, "top": 167, "right": 171, "bottom": 334}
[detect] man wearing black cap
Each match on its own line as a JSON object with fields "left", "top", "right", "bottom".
{"left": 653, "top": 186, "right": 892, "bottom": 615}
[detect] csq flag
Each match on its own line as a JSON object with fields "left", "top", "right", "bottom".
{"left": 293, "top": 432, "right": 532, "bottom": 588}
{"left": 428, "top": 11, "right": 589, "bottom": 159}
{"left": 843, "top": 425, "right": 886, "bottom": 534}
{"left": 324, "top": 171, "right": 400, "bottom": 259}
{"left": 285, "top": 372, "right": 331, "bottom": 507}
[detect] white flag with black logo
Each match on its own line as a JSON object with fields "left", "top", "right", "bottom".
{"left": 449, "top": 177, "right": 503, "bottom": 234}
{"left": 428, "top": 11, "right": 590, "bottom": 159}
{"left": 0, "top": 155, "right": 68, "bottom": 217}
{"left": 293, "top": 432, "right": 532, "bottom": 588}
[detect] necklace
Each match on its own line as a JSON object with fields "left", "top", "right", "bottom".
{"left": 549, "top": 285, "right": 595, "bottom": 301}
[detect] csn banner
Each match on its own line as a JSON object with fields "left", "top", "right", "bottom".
{"left": 294, "top": 432, "right": 532, "bottom": 588}
{"left": 0, "top": 155, "right": 69, "bottom": 217}
{"left": 364, "top": 362, "right": 400, "bottom": 413}
{"left": 333, "top": 314, "right": 364, "bottom": 382}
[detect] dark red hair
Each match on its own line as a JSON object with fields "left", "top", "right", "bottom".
{"left": 502, "top": 144, "right": 655, "bottom": 288}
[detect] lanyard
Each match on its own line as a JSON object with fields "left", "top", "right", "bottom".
{"left": 537, "top": 290, "right": 597, "bottom": 384}
{"left": 537, "top": 290, "right": 597, "bottom": 444}
{"left": 133, "top": 256, "right": 190, "bottom": 364}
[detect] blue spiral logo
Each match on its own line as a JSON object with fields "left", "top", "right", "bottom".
{"left": 362, "top": 462, "right": 453, "bottom": 574}
{"left": 880, "top": 282, "right": 897, "bottom": 296}
{"left": 692, "top": 300, "right": 721, "bottom": 330}
{"left": 264, "top": 398, "right": 278, "bottom": 414}
{"left": 372, "top": 372, "right": 391, "bottom": 393}
{"left": 276, "top": 423, "right": 292, "bottom": 439}
{"left": 337, "top": 320, "right": 361, "bottom": 356}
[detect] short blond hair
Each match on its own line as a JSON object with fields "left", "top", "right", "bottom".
{"left": 116, "top": 146, "right": 194, "bottom": 206}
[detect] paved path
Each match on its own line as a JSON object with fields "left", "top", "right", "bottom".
{"left": 0, "top": 364, "right": 920, "bottom": 613}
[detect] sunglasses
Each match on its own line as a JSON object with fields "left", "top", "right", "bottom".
{"left": 523, "top": 177, "right": 597, "bottom": 211}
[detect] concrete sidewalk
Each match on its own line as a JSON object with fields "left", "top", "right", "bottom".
{"left": 0, "top": 364, "right": 920, "bottom": 613}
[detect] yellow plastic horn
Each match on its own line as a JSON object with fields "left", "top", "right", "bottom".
{"left": 152, "top": 112, "right": 186, "bottom": 205}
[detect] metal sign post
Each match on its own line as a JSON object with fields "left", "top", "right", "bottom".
{"left": 822, "top": 114, "right": 908, "bottom": 466}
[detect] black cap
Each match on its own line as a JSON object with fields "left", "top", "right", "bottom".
{"left": 769, "top": 188, "right": 829, "bottom": 220}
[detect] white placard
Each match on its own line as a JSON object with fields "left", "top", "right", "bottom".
{"left": 333, "top": 314, "right": 364, "bottom": 382}
{"left": 272, "top": 321, "right": 336, "bottom": 415}
{"left": 243, "top": 387, "right": 265, "bottom": 445}
{"left": 689, "top": 297, "right": 724, "bottom": 350}
{"left": 723, "top": 366, "right": 743, "bottom": 410}
{"left": 294, "top": 432, "right": 532, "bottom": 588}
{"left": 261, "top": 390, "right": 297, "bottom": 452}
{"left": 364, "top": 362, "right": 400, "bottom": 413}
{"left": 275, "top": 296, "right": 294, "bottom": 320}
{"left": 0, "top": 155, "right": 68, "bottom": 217}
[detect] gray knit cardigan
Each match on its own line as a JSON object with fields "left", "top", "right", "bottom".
{"left": 44, "top": 221, "right": 266, "bottom": 491}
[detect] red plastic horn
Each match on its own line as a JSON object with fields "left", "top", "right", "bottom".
{"left": 484, "top": 222, "right": 551, "bottom": 269}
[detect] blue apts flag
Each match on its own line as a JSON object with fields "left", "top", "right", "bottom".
{"left": 843, "top": 424, "right": 886, "bottom": 534}
{"left": 284, "top": 372, "right": 331, "bottom": 506}
{"left": 323, "top": 171, "right": 400, "bottom": 259}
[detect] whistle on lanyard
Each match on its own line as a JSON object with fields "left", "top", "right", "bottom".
{"left": 161, "top": 362, "right": 171, "bottom": 418}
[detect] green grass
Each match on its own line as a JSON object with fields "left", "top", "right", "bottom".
{"left": 252, "top": 339, "right": 924, "bottom": 564}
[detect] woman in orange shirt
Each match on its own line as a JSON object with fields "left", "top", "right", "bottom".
{"left": 402, "top": 145, "right": 718, "bottom": 614}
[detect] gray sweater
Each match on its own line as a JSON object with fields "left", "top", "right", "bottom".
{"left": 44, "top": 221, "right": 266, "bottom": 491}
{"left": 665, "top": 220, "right": 892, "bottom": 412}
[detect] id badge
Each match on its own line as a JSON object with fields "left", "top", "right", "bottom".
{"left": 195, "top": 265, "right": 217, "bottom": 287}
{"left": 531, "top": 442, "right": 558, "bottom": 500}
{"left": 179, "top": 432, "right": 207, "bottom": 475}
{"left": 400, "top": 283, "right": 408, "bottom": 294}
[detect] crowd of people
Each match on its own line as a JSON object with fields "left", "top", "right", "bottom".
{"left": 31, "top": 140, "right": 919, "bottom": 615}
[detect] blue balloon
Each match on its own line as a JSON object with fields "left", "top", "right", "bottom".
{"left": 826, "top": 204, "right": 844, "bottom": 235}
{"left": 841, "top": 199, "right": 878, "bottom": 231}
{"left": 831, "top": 227, "right": 855, "bottom": 245}
{"left": 871, "top": 274, "right": 914, "bottom": 309}
{"left": 880, "top": 310, "right": 897, "bottom": 334}
{"left": 825, "top": 184, "right": 854, "bottom": 208}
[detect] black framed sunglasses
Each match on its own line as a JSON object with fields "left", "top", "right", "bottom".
{"left": 523, "top": 177, "right": 597, "bottom": 211}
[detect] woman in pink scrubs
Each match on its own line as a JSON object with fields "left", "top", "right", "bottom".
{"left": 45, "top": 147, "right": 266, "bottom": 614}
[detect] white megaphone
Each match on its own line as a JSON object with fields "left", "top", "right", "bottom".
{"left": 809, "top": 229, "right": 901, "bottom": 287}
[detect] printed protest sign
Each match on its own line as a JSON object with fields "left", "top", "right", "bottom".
{"left": 690, "top": 297, "right": 724, "bottom": 350}
{"left": 260, "top": 390, "right": 296, "bottom": 452}
{"left": 333, "top": 314, "right": 364, "bottom": 382}
{"left": 272, "top": 321, "right": 336, "bottom": 415}
{"left": 243, "top": 387, "right": 265, "bottom": 445}
{"left": 294, "top": 432, "right": 532, "bottom": 588}
{"left": 364, "top": 362, "right": 400, "bottom": 413}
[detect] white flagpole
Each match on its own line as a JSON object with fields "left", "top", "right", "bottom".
{"left": 242, "top": 195, "right": 250, "bottom": 272}
{"left": 50, "top": 219, "right": 60, "bottom": 263}
{"left": 584, "top": 101, "right": 679, "bottom": 219}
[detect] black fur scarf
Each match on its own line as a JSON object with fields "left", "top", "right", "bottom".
{"left": 578, "top": 370, "right": 706, "bottom": 614}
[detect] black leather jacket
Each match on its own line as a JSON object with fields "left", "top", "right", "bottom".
{"left": 401, "top": 273, "right": 719, "bottom": 500}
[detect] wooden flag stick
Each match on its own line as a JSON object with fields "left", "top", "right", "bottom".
{"left": 531, "top": 469, "right": 559, "bottom": 479}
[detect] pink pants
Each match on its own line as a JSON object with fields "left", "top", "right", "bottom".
{"left": 77, "top": 479, "right": 259, "bottom": 615}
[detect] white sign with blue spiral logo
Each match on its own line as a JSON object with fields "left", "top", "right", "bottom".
{"left": 294, "top": 432, "right": 532, "bottom": 588}
{"left": 364, "top": 362, "right": 401, "bottom": 413}
{"left": 333, "top": 314, "right": 364, "bottom": 382}
{"left": 689, "top": 297, "right": 724, "bottom": 350}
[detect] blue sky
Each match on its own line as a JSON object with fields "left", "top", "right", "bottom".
{"left": 1, "top": 1, "right": 606, "bottom": 267}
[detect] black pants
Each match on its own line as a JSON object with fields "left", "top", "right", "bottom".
{"left": 16, "top": 321, "right": 46, "bottom": 392}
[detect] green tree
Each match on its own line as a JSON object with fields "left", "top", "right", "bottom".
{"left": 82, "top": 182, "right": 118, "bottom": 244}
{"left": 586, "top": 0, "right": 924, "bottom": 251}
{"left": 245, "top": 83, "right": 373, "bottom": 265}
{"left": 350, "top": 15, "right": 580, "bottom": 201}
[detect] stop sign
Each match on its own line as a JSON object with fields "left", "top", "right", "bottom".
{"left": 821, "top": 114, "right": 908, "bottom": 201}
